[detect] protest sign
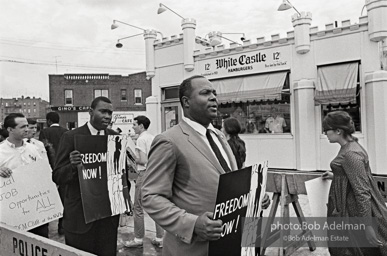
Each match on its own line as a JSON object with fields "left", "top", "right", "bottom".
{"left": 75, "top": 135, "right": 133, "bottom": 224}
{"left": 209, "top": 162, "right": 268, "bottom": 256}
{"left": 305, "top": 177, "right": 332, "bottom": 217}
{"left": 0, "top": 160, "right": 63, "bottom": 231}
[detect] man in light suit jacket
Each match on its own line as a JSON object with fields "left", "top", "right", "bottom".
{"left": 53, "top": 96, "right": 120, "bottom": 256}
{"left": 142, "top": 76, "right": 269, "bottom": 256}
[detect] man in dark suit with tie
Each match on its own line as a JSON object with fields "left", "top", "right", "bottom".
{"left": 53, "top": 96, "right": 120, "bottom": 256}
{"left": 39, "top": 111, "right": 68, "bottom": 235}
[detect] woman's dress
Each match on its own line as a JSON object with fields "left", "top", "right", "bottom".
{"left": 327, "top": 141, "right": 387, "bottom": 255}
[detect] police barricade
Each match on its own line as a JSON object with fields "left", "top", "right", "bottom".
{"left": 0, "top": 223, "right": 95, "bottom": 256}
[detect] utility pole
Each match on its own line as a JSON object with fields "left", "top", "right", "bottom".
{"left": 54, "top": 56, "right": 61, "bottom": 74}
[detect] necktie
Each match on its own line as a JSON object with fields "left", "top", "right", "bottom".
{"left": 27, "top": 139, "right": 31, "bottom": 143}
{"left": 206, "top": 129, "right": 231, "bottom": 173}
{"left": 97, "top": 131, "right": 100, "bottom": 135}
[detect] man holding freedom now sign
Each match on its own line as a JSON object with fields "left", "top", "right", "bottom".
{"left": 53, "top": 96, "right": 133, "bottom": 256}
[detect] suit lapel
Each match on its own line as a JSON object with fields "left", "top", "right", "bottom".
{"left": 180, "top": 121, "right": 225, "bottom": 175}
{"left": 81, "top": 124, "right": 92, "bottom": 135}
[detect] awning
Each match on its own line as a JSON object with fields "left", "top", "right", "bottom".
{"left": 315, "top": 62, "right": 359, "bottom": 105}
{"left": 211, "top": 72, "right": 287, "bottom": 104}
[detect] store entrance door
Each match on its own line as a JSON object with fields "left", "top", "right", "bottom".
{"left": 161, "top": 102, "right": 181, "bottom": 132}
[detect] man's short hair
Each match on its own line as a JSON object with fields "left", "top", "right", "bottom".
{"left": 46, "top": 112, "right": 60, "bottom": 123}
{"left": 134, "top": 115, "right": 151, "bottom": 130}
{"left": 4, "top": 113, "right": 25, "bottom": 129}
{"left": 91, "top": 96, "right": 111, "bottom": 109}
{"left": 0, "top": 128, "right": 9, "bottom": 139}
{"left": 179, "top": 75, "right": 206, "bottom": 106}
{"left": 27, "top": 118, "right": 37, "bottom": 125}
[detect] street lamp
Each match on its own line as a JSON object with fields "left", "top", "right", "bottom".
{"left": 277, "top": 0, "right": 301, "bottom": 16}
{"left": 111, "top": 19, "right": 163, "bottom": 48}
{"left": 206, "top": 31, "right": 246, "bottom": 46}
{"left": 115, "top": 31, "right": 163, "bottom": 48}
{"left": 111, "top": 20, "right": 146, "bottom": 32}
{"left": 115, "top": 33, "right": 145, "bottom": 48}
{"left": 157, "top": 3, "right": 185, "bottom": 19}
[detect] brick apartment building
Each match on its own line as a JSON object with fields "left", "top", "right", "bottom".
{"left": 49, "top": 72, "right": 151, "bottom": 130}
{"left": 0, "top": 96, "right": 49, "bottom": 126}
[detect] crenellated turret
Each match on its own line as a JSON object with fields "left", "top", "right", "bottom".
{"left": 292, "top": 12, "right": 312, "bottom": 54}
{"left": 181, "top": 18, "right": 196, "bottom": 72}
{"left": 366, "top": 0, "right": 387, "bottom": 41}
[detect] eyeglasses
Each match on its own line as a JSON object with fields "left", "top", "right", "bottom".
{"left": 323, "top": 129, "right": 333, "bottom": 135}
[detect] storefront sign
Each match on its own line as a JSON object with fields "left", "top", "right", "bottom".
{"left": 111, "top": 113, "right": 134, "bottom": 125}
{"left": 197, "top": 47, "right": 291, "bottom": 79}
{"left": 51, "top": 106, "right": 90, "bottom": 112}
{"left": 77, "top": 111, "right": 146, "bottom": 135}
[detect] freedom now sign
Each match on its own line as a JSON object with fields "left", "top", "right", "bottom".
{"left": 75, "top": 135, "right": 134, "bottom": 224}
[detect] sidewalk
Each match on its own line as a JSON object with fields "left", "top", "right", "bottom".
{"left": 48, "top": 186, "right": 330, "bottom": 255}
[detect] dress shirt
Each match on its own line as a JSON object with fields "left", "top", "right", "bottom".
{"left": 87, "top": 122, "right": 105, "bottom": 135}
{"left": 23, "top": 138, "right": 47, "bottom": 159}
{"left": 184, "top": 118, "right": 231, "bottom": 169}
{"left": 50, "top": 123, "right": 60, "bottom": 127}
{"left": 135, "top": 131, "right": 154, "bottom": 171}
{"left": 0, "top": 139, "right": 42, "bottom": 170}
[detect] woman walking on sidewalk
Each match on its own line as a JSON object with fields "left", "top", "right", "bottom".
{"left": 322, "top": 111, "right": 387, "bottom": 256}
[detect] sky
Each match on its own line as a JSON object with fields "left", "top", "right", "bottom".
{"left": 0, "top": 0, "right": 365, "bottom": 101}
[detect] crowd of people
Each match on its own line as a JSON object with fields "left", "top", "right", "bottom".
{"left": 1, "top": 75, "right": 387, "bottom": 256}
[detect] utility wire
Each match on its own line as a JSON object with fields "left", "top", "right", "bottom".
{"left": 0, "top": 58, "right": 143, "bottom": 71}
{"left": 0, "top": 37, "right": 145, "bottom": 55}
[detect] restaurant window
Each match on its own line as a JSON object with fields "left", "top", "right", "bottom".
{"left": 163, "top": 87, "right": 179, "bottom": 100}
{"left": 213, "top": 72, "right": 291, "bottom": 134}
{"left": 316, "top": 62, "right": 361, "bottom": 132}
{"left": 94, "top": 89, "right": 109, "bottom": 98}
{"left": 134, "top": 89, "right": 142, "bottom": 104}
{"left": 121, "top": 89, "right": 127, "bottom": 101}
{"left": 65, "top": 89, "right": 73, "bottom": 105}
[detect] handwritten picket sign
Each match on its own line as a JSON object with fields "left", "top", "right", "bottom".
{"left": 0, "top": 160, "right": 63, "bottom": 231}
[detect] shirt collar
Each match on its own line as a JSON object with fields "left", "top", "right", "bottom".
{"left": 87, "top": 122, "right": 104, "bottom": 135}
{"left": 138, "top": 130, "right": 148, "bottom": 138}
{"left": 184, "top": 118, "right": 217, "bottom": 137}
{"left": 5, "top": 138, "right": 26, "bottom": 149}
{"left": 50, "top": 123, "right": 59, "bottom": 127}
